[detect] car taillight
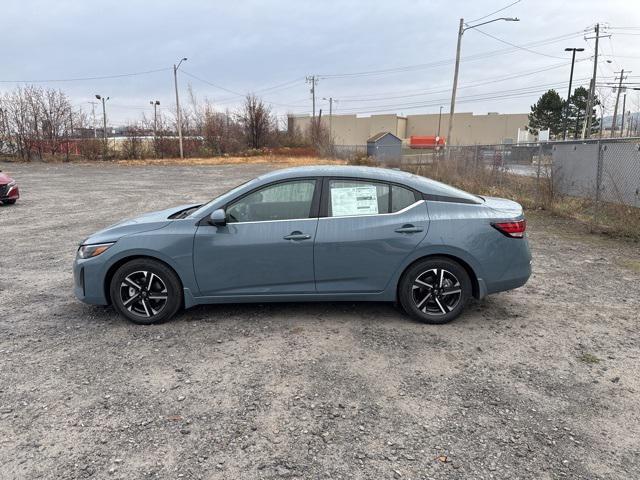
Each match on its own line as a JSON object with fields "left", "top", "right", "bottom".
{"left": 492, "top": 219, "right": 526, "bottom": 238}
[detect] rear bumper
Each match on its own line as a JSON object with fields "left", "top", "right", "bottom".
{"left": 0, "top": 185, "right": 19, "bottom": 201}
{"left": 485, "top": 237, "right": 532, "bottom": 295}
{"left": 486, "top": 259, "right": 531, "bottom": 294}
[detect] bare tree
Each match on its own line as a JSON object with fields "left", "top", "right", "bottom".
{"left": 0, "top": 85, "right": 75, "bottom": 160}
{"left": 238, "top": 94, "right": 272, "bottom": 149}
{"left": 39, "top": 88, "right": 72, "bottom": 155}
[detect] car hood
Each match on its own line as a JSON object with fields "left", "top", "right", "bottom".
{"left": 482, "top": 196, "right": 524, "bottom": 218}
{"left": 82, "top": 203, "right": 200, "bottom": 245}
{"left": 0, "top": 172, "right": 14, "bottom": 184}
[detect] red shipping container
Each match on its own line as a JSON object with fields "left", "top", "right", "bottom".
{"left": 409, "top": 135, "right": 446, "bottom": 149}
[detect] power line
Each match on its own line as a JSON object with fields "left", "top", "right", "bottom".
{"left": 336, "top": 60, "right": 588, "bottom": 102}
{"left": 0, "top": 67, "right": 171, "bottom": 83}
{"left": 180, "top": 70, "right": 244, "bottom": 96}
{"left": 319, "top": 31, "right": 584, "bottom": 79}
{"left": 213, "top": 77, "right": 305, "bottom": 104}
{"left": 179, "top": 70, "right": 306, "bottom": 106}
{"left": 467, "top": 0, "right": 522, "bottom": 24}
{"left": 472, "top": 28, "right": 566, "bottom": 59}
{"left": 324, "top": 89, "right": 564, "bottom": 116}
{"left": 334, "top": 79, "right": 585, "bottom": 114}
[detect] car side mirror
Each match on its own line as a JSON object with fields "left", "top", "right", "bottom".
{"left": 209, "top": 208, "right": 227, "bottom": 226}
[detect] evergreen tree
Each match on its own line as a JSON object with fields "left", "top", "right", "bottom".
{"left": 528, "top": 89, "right": 565, "bottom": 137}
{"left": 566, "top": 86, "right": 600, "bottom": 139}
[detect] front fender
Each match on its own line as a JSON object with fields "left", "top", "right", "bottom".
{"left": 99, "top": 222, "right": 199, "bottom": 300}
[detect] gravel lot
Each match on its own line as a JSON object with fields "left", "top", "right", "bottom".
{"left": 0, "top": 161, "right": 639, "bottom": 480}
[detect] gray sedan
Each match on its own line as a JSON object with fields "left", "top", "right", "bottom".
{"left": 73, "top": 166, "right": 531, "bottom": 325}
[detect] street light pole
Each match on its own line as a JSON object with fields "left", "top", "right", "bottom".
{"left": 95, "top": 94, "right": 109, "bottom": 157}
{"left": 446, "top": 16, "right": 519, "bottom": 147}
{"left": 563, "top": 47, "right": 584, "bottom": 140}
{"left": 150, "top": 100, "right": 160, "bottom": 136}
{"left": 173, "top": 58, "right": 187, "bottom": 159}
{"left": 437, "top": 105, "right": 443, "bottom": 138}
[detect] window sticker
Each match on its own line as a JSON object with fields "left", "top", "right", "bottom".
{"left": 331, "top": 185, "right": 379, "bottom": 216}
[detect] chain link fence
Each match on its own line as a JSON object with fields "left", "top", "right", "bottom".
{"left": 341, "top": 138, "right": 640, "bottom": 238}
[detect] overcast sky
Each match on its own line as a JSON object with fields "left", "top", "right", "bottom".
{"left": 2, "top": 0, "right": 639, "bottom": 125}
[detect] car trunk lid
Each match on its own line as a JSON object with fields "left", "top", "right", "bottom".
{"left": 482, "top": 196, "right": 524, "bottom": 219}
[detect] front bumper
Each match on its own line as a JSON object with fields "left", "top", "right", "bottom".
{"left": 73, "top": 256, "right": 110, "bottom": 305}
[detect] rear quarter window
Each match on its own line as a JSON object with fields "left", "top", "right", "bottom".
{"left": 391, "top": 185, "right": 419, "bottom": 212}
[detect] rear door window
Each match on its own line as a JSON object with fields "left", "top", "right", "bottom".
{"left": 328, "top": 180, "right": 390, "bottom": 217}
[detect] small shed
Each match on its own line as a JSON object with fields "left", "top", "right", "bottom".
{"left": 366, "top": 132, "right": 402, "bottom": 162}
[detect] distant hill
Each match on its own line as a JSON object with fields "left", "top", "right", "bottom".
{"left": 601, "top": 111, "right": 640, "bottom": 129}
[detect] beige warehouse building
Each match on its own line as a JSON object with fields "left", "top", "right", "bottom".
{"left": 288, "top": 112, "right": 529, "bottom": 146}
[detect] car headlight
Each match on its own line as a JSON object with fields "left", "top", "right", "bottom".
{"left": 7, "top": 181, "right": 16, "bottom": 188}
{"left": 77, "top": 242, "right": 114, "bottom": 259}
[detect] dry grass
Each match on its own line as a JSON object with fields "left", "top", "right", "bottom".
{"left": 115, "top": 155, "right": 346, "bottom": 167}
{"left": 618, "top": 259, "right": 640, "bottom": 273}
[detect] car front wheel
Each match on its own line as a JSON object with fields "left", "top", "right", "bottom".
{"left": 399, "top": 257, "right": 471, "bottom": 324}
{"left": 109, "top": 259, "right": 182, "bottom": 325}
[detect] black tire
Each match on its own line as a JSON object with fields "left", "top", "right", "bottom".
{"left": 398, "top": 257, "right": 471, "bottom": 324}
{"left": 3, "top": 199, "right": 16, "bottom": 205}
{"left": 109, "top": 258, "right": 182, "bottom": 325}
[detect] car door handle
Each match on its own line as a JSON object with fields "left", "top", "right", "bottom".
{"left": 283, "top": 231, "right": 312, "bottom": 241}
{"left": 394, "top": 224, "right": 423, "bottom": 234}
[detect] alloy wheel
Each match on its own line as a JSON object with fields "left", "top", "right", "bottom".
{"left": 411, "top": 268, "right": 462, "bottom": 316}
{"left": 119, "top": 270, "right": 168, "bottom": 318}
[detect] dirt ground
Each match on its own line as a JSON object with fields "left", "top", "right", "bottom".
{"left": 0, "top": 161, "right": 639, "bottom": 480}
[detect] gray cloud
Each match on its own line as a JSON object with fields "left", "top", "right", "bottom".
{"left": 2, "top": 0, "right": 639, "bottom": 124}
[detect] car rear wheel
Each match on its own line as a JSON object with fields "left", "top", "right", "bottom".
{"left": 109, "top": 259, "right": 182, "bottom": 325}
{"left": 399, "top": 257, "right": 471, "bottom": 324}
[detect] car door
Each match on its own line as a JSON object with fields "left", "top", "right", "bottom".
{"left": 193, "top": 178, "right": 320, "bottom": 296}
{"left": 314, "top": 178, "right": 428, "bottom": 293}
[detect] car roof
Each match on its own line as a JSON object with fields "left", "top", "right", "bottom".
{"left": 256, "top": 165, "right": 481, "bottom": 203}
{"left": 258, "top": 165, "right": 424, "bottom": 187}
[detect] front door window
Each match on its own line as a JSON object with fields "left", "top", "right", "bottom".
{"left": 226, "top": 180, "right": 316, "bottom": 223}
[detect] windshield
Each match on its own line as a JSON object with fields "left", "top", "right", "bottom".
{"left": 187, "top": 178, "right": 258, "bottom": 218}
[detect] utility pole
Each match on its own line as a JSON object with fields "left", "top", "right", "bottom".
{"left": 150, "top": 100, "right": 160, "bottom": 136}
{"left": 620, "top": 93, "right": 627, "bottom": 137}
{"left": 95, "top": 94, "right": 109, "bottom": 157}
{"left": 611, "top": 69, "right": 628, "bottom": 135}
{"left": 447, "top": 18, "right": 464, "bottom": 147}
{"left": 446, "top": 16, "right": 519, "bottom": 147}
{"left": 322, "top": 97, "right": 337, "bottom": 141}
{"left": 563, "top": 47, "right": 584, "bottom": 140}
{"left": 173, "top": 57, "right": 187, "bottom": 159}
{"left": 88, "top": 101, "right": 98, "bottom": 138}
{"left": 582, "top": 24, "right": 609, "bottom": 138}
{"left": 306, "top": 75, "right": 319, "bottom": 139}
{"left": 437, "top": 105, "right": 443, "bottom": 138}
{"left": 306, "top": 75, "right": 318, "bottom": 125}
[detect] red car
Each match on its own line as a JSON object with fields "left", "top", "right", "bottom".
{"left": 0, "top": 171, "right": 19, "bottom": 205}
